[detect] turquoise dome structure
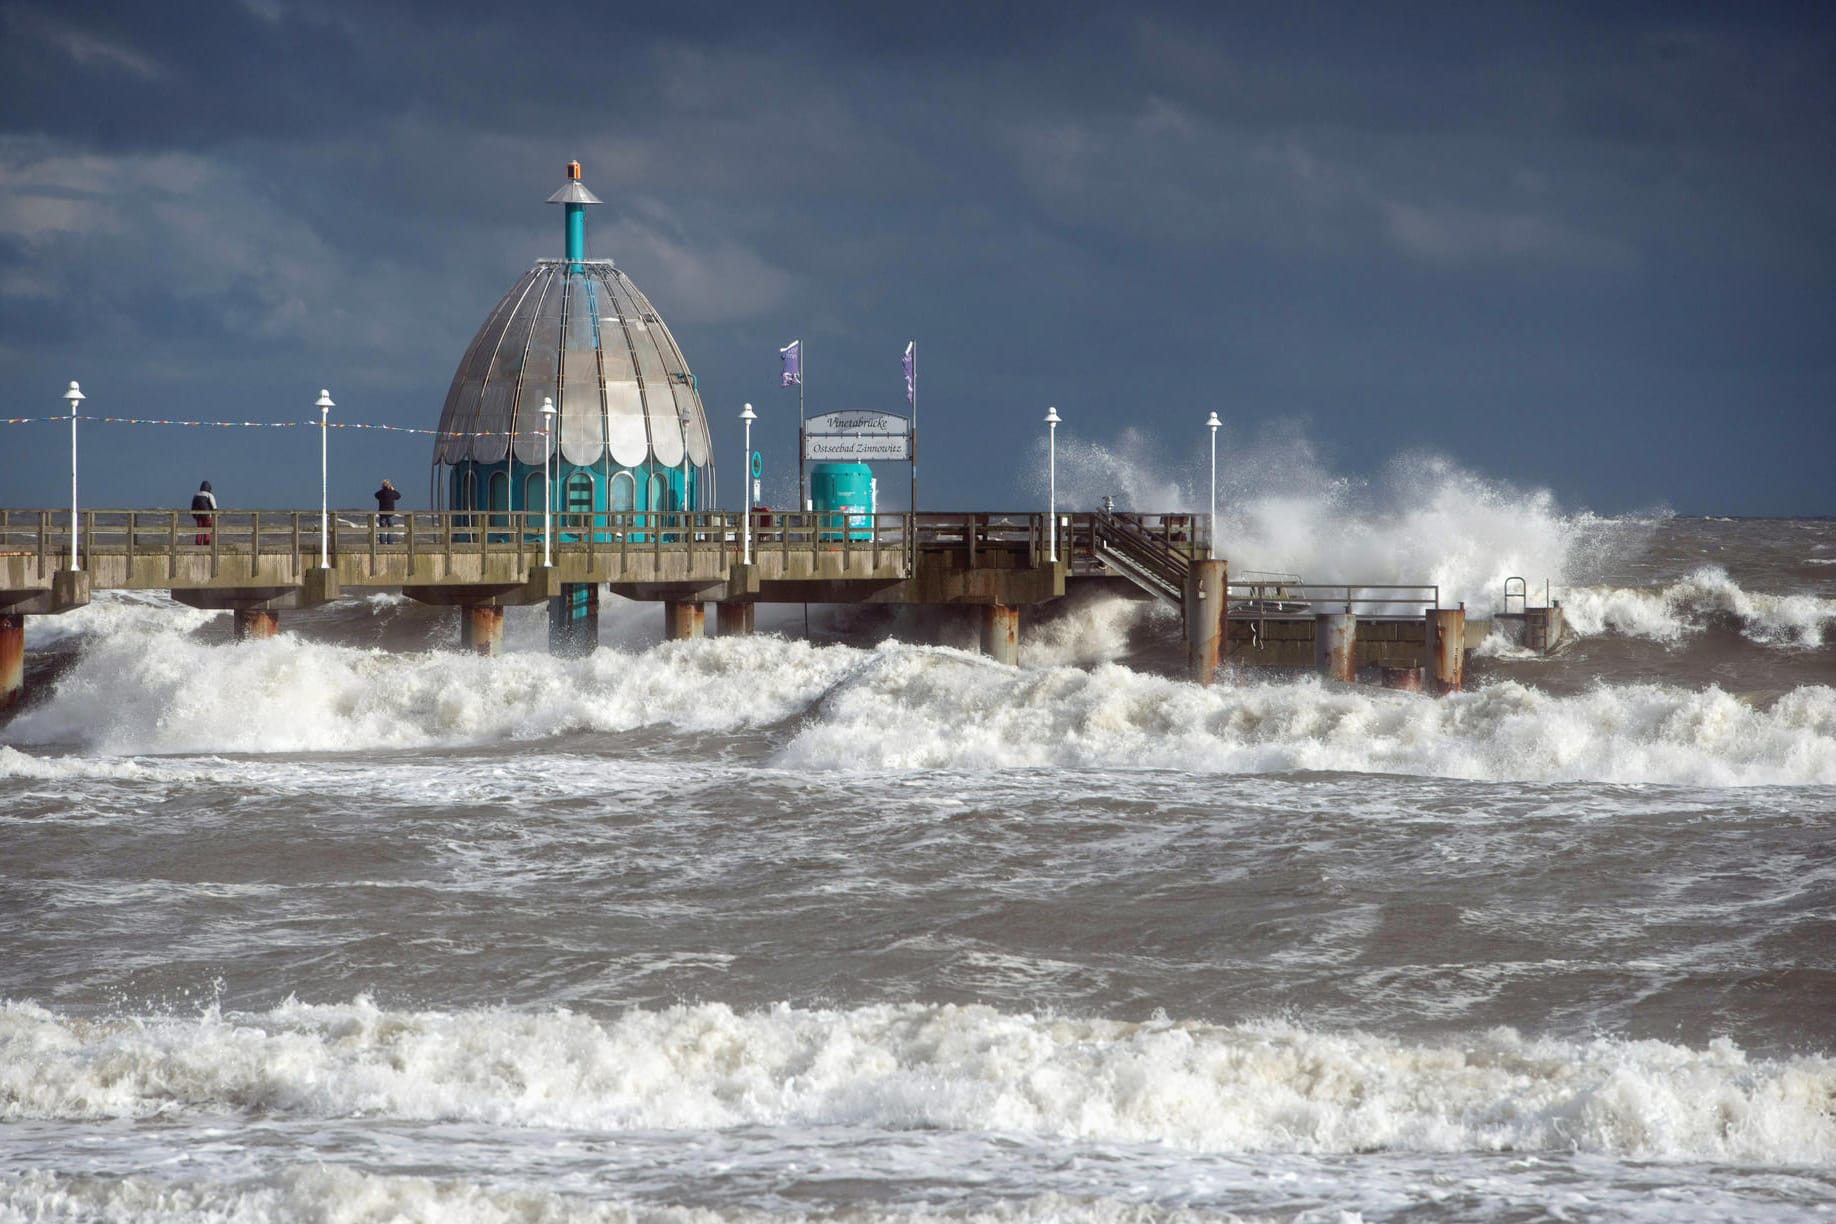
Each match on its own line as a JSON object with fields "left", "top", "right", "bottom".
{"left": 431, "top": 163, "right": 714, "bottom": 523}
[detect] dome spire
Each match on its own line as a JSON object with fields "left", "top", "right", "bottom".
{"left": 546, "top": 160, "right": 602, "bottom": 264}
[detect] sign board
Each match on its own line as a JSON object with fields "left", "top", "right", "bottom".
{"left": 805, "top": 410, "right": 908, "bottom": 436}
{"left": 803, "top": 409, "right": 911, "bottom": 461}
{"left": 805, "top": 434, "right": 910, "bottom": 461}
{"left": 750, "top": 450, "right": 763, "bottom": 478}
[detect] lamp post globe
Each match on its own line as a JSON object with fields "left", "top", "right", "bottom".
{"left": 63, "top": 381, "right": 84, "bottom": 569}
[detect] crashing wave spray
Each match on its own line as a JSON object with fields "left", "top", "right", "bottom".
{"left": 1030, "top": 422, "right": 1637, "bottom": 615}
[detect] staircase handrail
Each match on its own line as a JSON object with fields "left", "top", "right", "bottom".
{"left": 1092, "top": 509, "right": 1190, "bottom": 593}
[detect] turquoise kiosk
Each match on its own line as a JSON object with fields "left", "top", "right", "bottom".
{"left": 431, "top": 162, "right": 716, "bottom": 651}
{"left": 810, "top": 462, "right": 874, "bottom": 541}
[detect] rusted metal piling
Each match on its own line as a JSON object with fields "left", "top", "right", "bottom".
{"left": 1425, "top": 607, "right": 1466, "bottom": 696}
{"left": 664, "top": 600, "right": 704, "bottom": 641}
{"left": 980, "top": 604, "right": 1019, "bottom": 665}
{"left": 1314, "top": 612, "right": 1357, "bottom": 682}
{"left": 1183, "top": 559, "right": 1228, "bottom": 686}
{"left": 716, "top": 602, "right": 755, "bottom": 636}
{"left": 232, "top": 609, "right": 279, "bottom": 641}
{"left": 0, "top": 613, "right": 22, "bottom": 710}
{"left": 461, "top": 605, "right": 504, "bottom": 656}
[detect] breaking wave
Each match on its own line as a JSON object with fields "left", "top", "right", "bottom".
{"left": 6, "top": 614, "right": 1836, "bottom": 785}
{"left": 1561, "top": 566, "right": 1836, "bottom": 649}
{"left": 3, "top": 998, "right": 1830, "bottom": 1166}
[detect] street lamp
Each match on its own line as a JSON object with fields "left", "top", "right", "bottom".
{"left": 1044, "top": 405, "right": 1061, "bottom": 563}
{"left": 1205, "top": 410, "right": 1221, "bottom": 561}
{"left": 739, "top": 402, "right": 757, "bottom": 565}
{"left": 63, "top": 381, "right": 83, "bottom": 570}
{"left": 540, "top": 396, "right": 556, "bottom": 567}
{"left": 315, "top": 389, "right": 334, "bottom": 568}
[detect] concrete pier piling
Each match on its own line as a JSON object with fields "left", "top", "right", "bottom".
{"left": 1183, "top": 560, "right": 1227, "bottom": 687}
{"left": 549, "top": 583, "right": 599, "bottom": 657}
{"left": 0, "top": 613, "right": 22, "bottom": 710}
{"left": 1425, "top": 607, "right": 1466, "bottom": 696}
{"left": 664, "top": 600, "right": 704, "bottom": 641}
{"left": 461, "top": 605, "right": 504, "bottom": 656}
{"left": 232, "top": 609, "right": 279, "bottom": 641}
{"left": 1314, "top": 611, "right": 1357, "bottom": 682}
{"left": 980, "top": 604, "right": 1019, "bottom": 666}
{"left": 716, "top": 602, "right": 755, "bottom": 636}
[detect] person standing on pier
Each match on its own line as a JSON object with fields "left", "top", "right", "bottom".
{"left": 375, "top": 479, "right": 400, "bottom": 543}
{"left": 190, "top": 481, "right": 216, "bottom": 545}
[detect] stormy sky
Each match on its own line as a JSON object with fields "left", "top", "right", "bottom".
{"left": 1, "top": 1, "right": 1831, "bottom": 515}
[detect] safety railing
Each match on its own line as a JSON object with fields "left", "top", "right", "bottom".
{"left": 1, "top": 507, "right": 1218, "bottom": 583}
{"left": 1062, "top": 512, "right": 1208, "bottom": 562}
{"left": 1091, "top": 510, "right": 1192, "bottom": 595}
{"left": 1227, "top": 581, "right": 1441, "bottom": 635}
{"left": 0, "top": 508, "right": 928, "bottom": 578}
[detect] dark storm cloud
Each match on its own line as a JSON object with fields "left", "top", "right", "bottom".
{"left": 0, "top": 0, "right": 1832, "bottom": 513}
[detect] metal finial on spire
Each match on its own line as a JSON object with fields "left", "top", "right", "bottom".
{"left": 546, "top": 164, "right": 602, "bottom": 207}
{"left": 547, "top": 161, "right": 601, "bottom": 265}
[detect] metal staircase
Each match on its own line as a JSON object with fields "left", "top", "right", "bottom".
{"left": 1090, "top": 511, "right": 1190, "bottom": 607}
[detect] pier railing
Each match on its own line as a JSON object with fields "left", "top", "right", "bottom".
{"left": 0, "top": 508, "right": 1126, "bottom": 583}
{"left": 1229, "top": 581, "right": 1441, "bottom": 622}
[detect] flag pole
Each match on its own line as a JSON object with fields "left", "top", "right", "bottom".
{"left": 799, "top": 340, "right": 807, "bottom": 510}
{"left": 908, "top": 341, "right": 917, "bottom": 517}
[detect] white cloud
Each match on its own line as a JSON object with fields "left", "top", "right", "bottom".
{"left": 600, "top": 214, "right": 794, "bottom": 325}
{"left": 1381, "top": 199, "right": 1630, "bottom": 267}
{"left": 7, "top": 8, "right": 165, "bottom": 80}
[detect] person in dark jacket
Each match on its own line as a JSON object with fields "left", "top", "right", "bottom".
{"left": 375, "top": 479, "right": 401, "bottom": 543}
{"left": 190, "top": 481, "right": 216, "bottom": 545}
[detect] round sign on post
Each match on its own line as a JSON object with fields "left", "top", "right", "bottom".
{"left": 750, "top": 450, "right": 763, "bottom": 479}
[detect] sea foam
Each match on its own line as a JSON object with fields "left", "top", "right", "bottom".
{"left": 3, "top": 998, "right": 1830, "bottom": 1166}
{"left": 7, "top": 619, "right": 1836, "bottom": 785}
{"left": 1561, "top": 566, "right": 1836, "bottom": 648}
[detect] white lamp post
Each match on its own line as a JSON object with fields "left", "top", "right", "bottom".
{"left": 739, "top": 402, "right": 756, "bottom": 565}
{"left": 1044, "top": 405, "right": 1061, "bottom": 563}
{"left": 1205, "top": 410, "right": 1221, "bottom": 561}
{"left": 540, "top": 397, "right": 556, "bottom": 567}
{"left": 63, "top": 381, "right": 83, "bottom": 569}
{"left": 315, "top": 389, "right": 334, "bottom": 568}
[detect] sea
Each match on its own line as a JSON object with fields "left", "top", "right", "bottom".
{"left": 2, "top": 464, "right": 1833, "bottom": 1222}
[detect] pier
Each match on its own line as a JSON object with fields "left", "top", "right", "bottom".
{"left": 0, "top": 505, "right": 1521, "bottom": 709}
{"left": 1, "top": 162, "right": 1567, "bottom": 712}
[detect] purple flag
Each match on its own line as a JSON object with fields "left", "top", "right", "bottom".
{"left": 780, "top": 340, "right": 801, "bottom": 387}
{"left": 902, "top": 341, "right": 915, "bottom": 406}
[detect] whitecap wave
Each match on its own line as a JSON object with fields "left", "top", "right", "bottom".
{"left": 3, "top": 998, "right": 1829, "bottom": 1165}
{"left": 9, "top": 622, "right": 1836, "bottom": 784}
{"left": 783, "top": 652, "right": 1836, "bottom": 785}
{"left": 1561, "top": 567, "right": 1836, "bottom": 648}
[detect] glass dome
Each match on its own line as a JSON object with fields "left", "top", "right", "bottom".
{"left": 431, "top": 165, "right": 713, "bottom": 516}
